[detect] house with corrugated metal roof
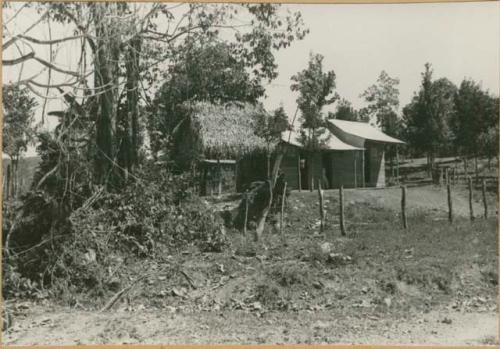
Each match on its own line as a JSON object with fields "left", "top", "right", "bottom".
{"left": 280, "top": 120, "right": 404, "bottom": 189}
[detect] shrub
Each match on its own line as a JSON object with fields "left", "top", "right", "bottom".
{"left": 269, "top": 263, "right": 311, "bottom": 287}
{"left": 4, "top": 164, "right": 229, "bottom": 301}
{"left": 254, "top": 281, "right": 282, "bottom": 306}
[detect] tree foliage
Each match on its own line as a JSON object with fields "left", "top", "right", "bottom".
{"left": 402, "top": 64, "right": 457, "bottom": 163}
{"left": 290, "top": 53, "right": 337, "bottom": 149}
{"left": 360, "top": 70, "right": 400, "bottom": 132}
{"left": 2, "top": 86, "right": 37, "bottom": 161}
{"left": 450, "top": 79, "right": 499, "bottom": 159}
{"left": 254, "top": 105, "right": 290, "bottom": 177}
{"left": 329, "top": 98, "right": 368, "bottom": 122}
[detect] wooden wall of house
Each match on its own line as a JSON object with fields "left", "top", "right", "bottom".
{"left": 329, "top": 150, "right": 364, "bottom": 189}
{"left": 366, "top": 142, "right": 386, "bottom": 187}
{"left": 309, "top": 152, "right": 323, "bottom": 189}
{"left": 200, "top": 162, "right": 237, "bottom": 196}
{"left": 280, "top": 144, "right": 322, "bottom": 190}
{"left": 281, "top": 145, "right": 301, "bottom": 189}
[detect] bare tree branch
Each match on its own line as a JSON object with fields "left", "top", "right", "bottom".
{"left": 32, "top": 56, "right": 80, "bottom": 77}
{"left": 4, "top": 3, "right": 29, "bottom": 26}
{"left": 3, "top": 34, "right": 90, "bottom": 51}
{"left": 58, "top": 5, "right": 97, "bottom": 53}
{"left": 3, "top": 52, "right": 35, "bottom": 66}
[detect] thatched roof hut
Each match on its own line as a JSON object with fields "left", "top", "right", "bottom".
{"left": 174, "top": 101, "right": 271, "bottom": 195}
{"left": 183, "top": 101, "right": 270, "bottom": 160}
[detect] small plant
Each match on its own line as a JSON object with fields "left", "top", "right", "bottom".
{"left": 254, "top": 281, "right": 281, "bottom": 306}
{"left": 396, "top": 264, "right": 453, "bottom": 294}
{"left": 269, "top": 263, "right": 311, "bottom": 287}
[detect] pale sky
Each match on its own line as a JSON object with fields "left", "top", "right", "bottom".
{"left": 3, "top": 1, "right": 499, "bottom": 157}
{"left": 262, "top": 2, "right": 500, "bottom": 118}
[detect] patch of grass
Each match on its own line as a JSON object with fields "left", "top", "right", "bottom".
{"left": 232, "top": 235, "right": 258, "bottom": 257}
{"left": 395, "top": 264, "right": 454, "bottom": 294}
{"left": 268, "top": 262, "right": 311, "bottom": 287}
{"left": 254, "top": 281, "right": 282, "bottom": 306}
{"left": 480, "top": 265, "right": 498, "bottom": 286}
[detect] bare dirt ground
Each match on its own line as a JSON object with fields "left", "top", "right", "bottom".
{"left": 3, "top": 302, "right": 497, "bottom": 345}
{"left": 2, "top": 184, "right": 498, "bottom": 346}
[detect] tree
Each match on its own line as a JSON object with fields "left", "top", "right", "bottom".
{"left": 329, "top": 98, "right": 368, "bottom": 122}
{"left": 290, "top": 53, "right": 337, "bottom": 190}
{"left": 254, "top": 105, "right": 290, "bottom": 178}
{"left": 451, "top": 79, "right": 499, "bottom": 177}
{"left": 2, "top": 86, "right": 37, "bottom": 198}
{"left": 402, "top": 64, "right": 456, "bottom": 173}
{"left": 360, "top": 71, "right": 402, "bottom": 178}
{"left": 3, "top": 3, "right": 309, "bottom": 189}
{"left": 360, "top": 70, "right": 400, "bottom": 131}
{"left": 149, "top": 40, "right": 267, "bottom": 165}
{"left": 291, "top": 53, "right": 337, "bottom": 149}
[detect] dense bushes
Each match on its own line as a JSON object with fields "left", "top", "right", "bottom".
{"left": 3, "top": 163, "right": 229, "bottom": 300}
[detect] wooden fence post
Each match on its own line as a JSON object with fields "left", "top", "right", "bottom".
{"left": 339, "top": 185, "right": 346, "bottom": 236}
{"left": 255, "top": 180, "right": 273, "bottom": 242}
{"left": 468, "top": 176, "right": 474, "bottom": 221}
{"left": 317, "top": 180, "right": 325, "bottom": 232}
{"left": 445, "top": 168, "right": 449, "bottom": 186}
{"left": 439, "top": 168, "right": 443, "bottom": 186}
{"left": 280, "top": 182, "right": 287, "bottom": 240}
{"left": 447, "top": 183, "right": 453, "bottom": 223}
{"left": 243, "top": 190, "right": 249, "bottom": 236}
{"left": 362, "top": 151, "right": 366, "bottom": 188}
{"left": 217, "top": 158, "right": 222, "bottom": 197}
{"left": 482, "top": 179, "right": 488, "bottom": 219}
{"left": 297, "top": 154, "right": 302, "bottom": 192}
{"left": 401, "top": 185, "right": 408, "bottom": 229}
{"left": 354, "top": 155, "right": 357, "bottom": 188}
{"left": 396, "top": 148, "right": 400, "bottom": 184}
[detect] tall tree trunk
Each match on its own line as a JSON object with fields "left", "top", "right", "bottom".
{"left": 94, "top": 3, "right": 120, "bottom": 187}
{"left": 116, "top": 34, "right": 141, "bottom": 183}
{"left": 254, "top": 144, "right": 286, "bottom": 241}
{"left": 426, "top": 154, "right": 431, "bottom": 177}
{"left": 266, "top": 152, "right": 271, "bottom": 179}
{"left": 474, "top": 155, "right": 479, "bottom": 183}
{"left": 128, "top": 35, "right": 141, "bottom": 169}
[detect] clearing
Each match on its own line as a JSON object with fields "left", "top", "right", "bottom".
{"left": 3, "top": 183, "right": 498, "bottom": 345}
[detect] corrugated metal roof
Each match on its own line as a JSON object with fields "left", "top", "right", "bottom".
{"left": 328, "top": 119, "right": 404, "bottom": 144}
{"left": 282, "top": 128, "right": 363, "bottom": 151}
{"left": 202, "top": 159, "right": 236, "bottom": 164}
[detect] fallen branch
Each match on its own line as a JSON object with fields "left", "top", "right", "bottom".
{"left": 179, "top": 270, "right": 197, "bottom": 290}
{"left": 100, "top": 274, "right": 147, "bottom": 312}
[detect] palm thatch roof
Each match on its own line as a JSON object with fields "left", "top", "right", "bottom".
{"left": 184, "top": 101, "right": 269, "bottom": 159}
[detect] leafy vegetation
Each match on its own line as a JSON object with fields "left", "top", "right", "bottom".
{"left": 1, "top": 4, "right": 497, "bottom": 319}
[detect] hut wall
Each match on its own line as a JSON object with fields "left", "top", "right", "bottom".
{"left": 309, "top": 152, "right": 323, "bottom": 188}
{"left": 366, "top": 142, "right": 386, "bottom": 187}
{"left": 201, "top": 162, "right": 237, "bottom": 196}
{"left": 281, "top": 144, "right": 301, "bottom": 189}
{"left": 280, "top": 144, "right": 322, "bottom": 190}
{"left": 330, "top": 150, "right": 364, "bottom": 189}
